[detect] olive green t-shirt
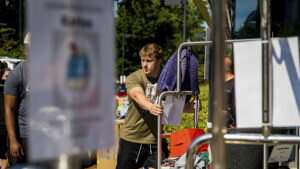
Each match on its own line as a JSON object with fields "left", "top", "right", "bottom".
{"left": 120, "top": 69, "right": 158, "bottom": 144}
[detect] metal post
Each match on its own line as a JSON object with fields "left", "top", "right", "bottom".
{"left": 260, "top": 0, "right": 271, "bottom": 168}
{"left": 183, "top": 0, "right": 186, "bottom": 42}
{"left": 121, "top": 34, "right": 131, "bottom": 75}
{"left": 58, "top": 155, "right": 69, "bottom": 169}
{"left": 297, "top": 128, "right": 299, "bottom": 169}
{"left": 19, "top": 0, "right": 22, "bottom": 43}
{"left": 263, "top": 144, "right": 269, "bottom": 169}
{"left": 260, "top": 0, "right": 271, "bottom": 136}
{"left": 194, "top": 98, "right": 199, "bottom": 128}
{"left": 210, "top": 0, "right": 226, "bottom": 168}
{"left": 157, "top": 114, "right": 162, "bottom": 169}
{"left": 204, "top": 28, "right": 213, "bottom": 132}
{"left": 58, "top": 155, "right": 81, "bottom": 169}
{"left": 122, "top": 33, "right": 125, "bottom": 75}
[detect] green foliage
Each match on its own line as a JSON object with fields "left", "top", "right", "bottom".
{"left": 115, "top": 0, "right": 206, "bottom": 77}
{"left": 0, "top": 0, "right": 26, "bottom": 42}
{"left": 199, "top": 63, "right": 209, "bottom": 84}
{"left": 0, "top": 23, "right": 25, "bottom": 59}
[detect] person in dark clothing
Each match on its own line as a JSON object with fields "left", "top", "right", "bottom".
{"left": 223, "top": 57, "right": 264, "bottom": 169}
{"left": 0, "top": 61, "right": 10, "bottom": 169}
{"left": 5, "top": 33, "right": 29, "bottom": 166}
{"left": 224, "top": 57, "right": 236, "bottom": 128}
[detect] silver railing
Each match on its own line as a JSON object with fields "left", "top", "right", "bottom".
{"left": 185, "top": 133, "right": 300, "bottom": 169}
{"left": 157, "top": 38, "right": 269, "bottom": 169}
{"left": 158, "top": 0, "right": 300, "bottom": 168}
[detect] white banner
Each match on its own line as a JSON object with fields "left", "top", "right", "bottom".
{"left": 234, "top": 41, "right": 262, "bottom": 128}
{"left": 271, "top": 37, "right": 300, "bottom": 127}
{"left": 233, "top": 37, "right": 300, "bottom": 128}
{"left": 27, "top": 0, "right": 115, "bottom": 160}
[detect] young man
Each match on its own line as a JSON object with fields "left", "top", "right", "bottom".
{"left": 116, "top": 43, "right": 198, "bottom": 169}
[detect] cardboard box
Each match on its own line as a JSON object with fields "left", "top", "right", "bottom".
{"left": 97, "top": 119, "right": 124, "bottom": 169}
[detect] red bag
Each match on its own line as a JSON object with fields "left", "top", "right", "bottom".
{"left": 170, "top": 128, "right": 208, "bottom": 157}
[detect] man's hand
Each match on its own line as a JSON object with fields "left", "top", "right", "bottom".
{"left": 148, "top": 103, "right": 163, "bottom": 116}
{"left": 10, "top": 140, "right": 24, "bottom": 158}
{"left": 193, "top": 99, "right": 202, "bottom": 111}
{"left": 183, "top": 98, "right": 202, "bottom": 113}
{"left": 129, "top": 87, "right": 164, "bottom": 116}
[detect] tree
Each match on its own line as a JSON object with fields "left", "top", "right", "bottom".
{"left": 0, "top": 0, "right": 26, "bottom": 45}
{"left": 0, "top": 0, "right": 26, "bottom": 59}
{"left": 0, "top": 23, "right": 25, "bottom": 59}
{"left": 115, "top": 0, "right": 206, "bottom": 77}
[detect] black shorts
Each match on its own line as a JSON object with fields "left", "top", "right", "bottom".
{"left": 116, "top": 138, "right": 168, "bottom": 169}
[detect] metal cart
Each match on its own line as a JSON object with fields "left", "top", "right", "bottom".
{"left": 157, "top": 0, "right": 300, "bottom": 168}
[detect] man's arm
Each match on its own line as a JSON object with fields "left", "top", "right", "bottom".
{"left": 5, "top": 95, "right": 24, "bottom": 158}
{"left": 128, "top": 86, "right": 163, "bottom": 116}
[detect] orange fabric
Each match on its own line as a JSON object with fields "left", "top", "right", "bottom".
{"left": 170, "top": 128, "right": 208, "bottom": 157}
